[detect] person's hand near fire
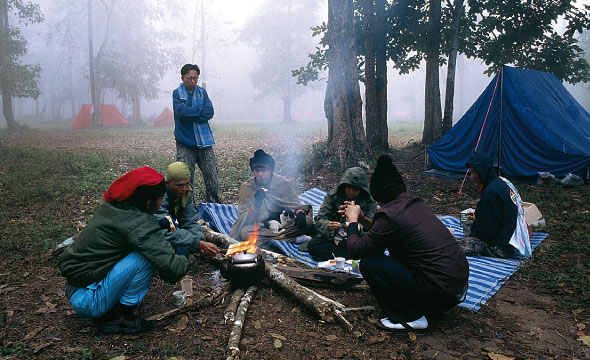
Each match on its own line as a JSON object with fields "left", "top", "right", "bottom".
{"left": 198, "top": 241, "right": 220, "bottom": 257}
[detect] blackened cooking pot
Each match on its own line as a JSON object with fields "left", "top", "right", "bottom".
{"left": 217, "top": 251, "right": 265, "bottom": 288}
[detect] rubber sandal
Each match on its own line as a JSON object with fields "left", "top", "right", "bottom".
{"left": 375, "top": 319, "right": 425, "bottom": 333}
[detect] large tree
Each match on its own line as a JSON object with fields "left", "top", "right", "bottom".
{"left": 240, "top": 0, "right": 319, "bottom": 123}
{"left": 0, "top": 0, "right": 43, "bottom": 131}
{"left": 362, "top": 0, "right": 388, "bottom": 152}
{"left": 422, "top": 0, "right": 442, "bottom": 145}
{"left": 326, "top": 0, "right": 369, "bottom": 167}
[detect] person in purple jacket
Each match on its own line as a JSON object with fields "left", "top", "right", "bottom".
{"left": 345, "top": 155, "right": 469, "bottom": 332}
{"left": 172, "top": 63, "right": 220, "bottom": 203}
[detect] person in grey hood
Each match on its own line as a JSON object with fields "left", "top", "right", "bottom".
{"left": 458, "top": 152, "right": 519, "bottom": 258}
{"left": 307, "top": 167, "right": 377, "bottom": 260}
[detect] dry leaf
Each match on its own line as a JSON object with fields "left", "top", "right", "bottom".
{"left": 24, "top": 326, "right": 45, "bottom": 340}
{"left": 353, "top": 331, "right": 362, "bottom": 338}
{"left": 166, "top": 315, "right": 189, "bottom": 333}
{"left": 269, "top": 332, "right": 287, "bottom": 341}
{"left": 40, "top": 294, "right": 49, "bottom": 301}
{"left": 367, "top": 336, "right": 385, "bottom": 345}
{"left": 0, "top": 284, "right": 7, "bottom": 289}
{"left": 23, "top": 272, "right": 30, "bottom": 278}
{"left": 488, "top": 353, "right": 515, "bottom": 360}
{"left": 408, "top": 332, "right": 417, "bottom": 341}
{"left": 109, "top": 356, "right": 126, "bottom": 360}
{"left": 254, "top": 320, "right": 262, "bottom": 329}
{"left": 578, "top": 335, "right": 590, "bottom": 346}
{"left": 32, "top": 342, "right": 53, "bottom": 354}
{"left": 273, "top": 339, "right": 282, "bottom": 349}
{"left": 200, "top": 336, "right": 214, "bottom": 341}
{"left": 326, "top": 335, "right": 338, "bottom": 341}
{"left": 577, "top": 323, "right": 586, "bottom": 330}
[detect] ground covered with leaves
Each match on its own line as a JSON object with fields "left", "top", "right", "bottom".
{"left": 1, "top": 124, "right": 589, "bottom": 359}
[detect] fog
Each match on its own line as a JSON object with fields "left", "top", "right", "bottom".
{"left": 4, "top": 0, "right": 589, "bottom": 127}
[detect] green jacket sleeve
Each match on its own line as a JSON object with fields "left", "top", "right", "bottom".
{"left": 127, "top": 219, "right": 188, "bottom": 284}
{"left": 314, "top": 193, "right": 339, "bottom": 240}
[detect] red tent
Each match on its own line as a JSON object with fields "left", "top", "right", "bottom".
{"left": 71, "top": 104, "right": 92, "bottom": 129}
{"left": 153, "top": 107, "right": 174, "bottom": 126}
{"left": 71, "top": 104, "right": 129, "bottom": 129}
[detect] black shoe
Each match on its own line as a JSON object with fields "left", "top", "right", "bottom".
{"left": 97, "top": 303, "right": 153, "bottom": 335}
{"left": 100, "top": 313, "right": 153, "bottom": 335}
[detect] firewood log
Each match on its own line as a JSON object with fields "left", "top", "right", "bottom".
{"left": 224, "top": 288, "right": 245, "bottom": 324}
{"left": 226, "top": 285, "right": 257, "bottom": 360}
{"left": 264, "top": 263, "right": 352, "bottom": 330}
{"left": 198, "top": 220, "right": 240, "bottom": 248}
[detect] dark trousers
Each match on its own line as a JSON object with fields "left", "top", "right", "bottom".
{"left": 359, "top": 255, "right": 461, "bottom": 323}
{"left": 176, "top": 141, "right": 220, "bottom": 203}
{"left": 307, "top": 237, "right": 350, "bottom": 261}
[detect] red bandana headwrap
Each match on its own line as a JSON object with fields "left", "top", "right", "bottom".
{"left": 104, "top": 166, "right": 165, "bottom": 203}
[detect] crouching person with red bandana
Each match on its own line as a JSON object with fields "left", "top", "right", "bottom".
{"left": 58, "top": 167, "right": 189, "bottom": 335}
{"left": 345, "top": 156, "right": 469, "bottom": 332}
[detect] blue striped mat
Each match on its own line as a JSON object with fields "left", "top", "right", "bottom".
{"left": 198, "top": 188, "right": 549, "bottom": 312}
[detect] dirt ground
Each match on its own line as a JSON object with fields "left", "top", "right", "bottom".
{"left": 1, "top": 128, "right": 589, "bottom": 359}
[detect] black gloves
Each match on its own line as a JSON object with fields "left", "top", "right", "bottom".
{"left": 254, "top": 189, "right": 266, "bottom": 209}
{"left": 295, "top": 210, "right": 307, "bottom": 229}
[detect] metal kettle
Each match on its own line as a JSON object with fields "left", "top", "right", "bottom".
{"left": 217, "top": 251, "right": 265, "bottom": 288}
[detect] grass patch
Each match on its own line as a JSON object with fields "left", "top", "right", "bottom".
{"left": 518, "top": 186, "right": 590, "bottom": 309}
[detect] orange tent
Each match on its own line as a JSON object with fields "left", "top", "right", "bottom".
{"left": 153, "top": 107, "right": 174, "bottom": 126}
{"left": 71, "top": 104, "right": 129, "bottom": 129}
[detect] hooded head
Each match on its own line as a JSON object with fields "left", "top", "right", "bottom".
{"left": 369, "top": 155, "right": 406, "bottom": 204}
{"left": 103, "top": 166, "right": 166, "bottom": 213}
{"left": 466, "top": 152, "right": 497, "bottom": 188}
{"left": 336, "top": 167, "right": 371, "bottom": 200}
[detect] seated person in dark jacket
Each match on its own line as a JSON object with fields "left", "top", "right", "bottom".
{"left": 229, "top": 149, "right": 312, "bottom": 243}
{"left": 345, "top": 156, "right": 469, "bottom": 331}
{"left": 59, "top": 167, "right": 190, "bottom": 335}
{"left": 155, "top": 161, "right": 219, "bottom": 257}
{"left": 307, "top": 167, "right": 377, "bottom": 260}
{"left": 458, "top": 152, "right": 525, "bottom": 258}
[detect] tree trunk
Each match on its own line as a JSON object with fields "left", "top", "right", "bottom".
{"left": 442, "top": 0, "right": 463, "bottom": 135}
{"left": 0, "top": 0, "right": 16, "bottom": 131}
{"left": 363, "top": 0, "right": 379, "bottom": 152}
{"left": 324, "top": 78, "right": 335, "bottom": 143}
{"left": 87, "top": 0, "right": 99, "bottom": 127}
{"left": 200, "top": 0, "right": 207, "bottom": 86}
{"left": 422, "top": 0, "right": 442, "bottom": 145}
{"left": 282, "top": 95, "right": 292, "bottom": 123}
{"left": 132, "top": 91, "right": 141, "bottom": 124}
{"left": 326, "top": 0, "right": 369, "bottom": 167}
{"left": 2, "top": 93, "right": 17, "bottom": 131}
{"left": 375, "top": 0, "right": 388, "bottom": 150}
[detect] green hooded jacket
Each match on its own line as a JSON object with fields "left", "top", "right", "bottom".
{"left": 314, "top": 167, "right": 378, "bottom": 240}
{"left": 59, "top": 201, "right": 189, "bottom": 288}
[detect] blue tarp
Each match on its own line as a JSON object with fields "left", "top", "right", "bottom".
{"left": 427, "top": 66, "right": 590, "bottom": 179}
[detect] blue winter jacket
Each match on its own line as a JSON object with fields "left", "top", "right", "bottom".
{"left": 173, "top": 85, "right": 215, "bottom": 148}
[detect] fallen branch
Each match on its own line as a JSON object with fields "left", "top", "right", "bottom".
{"left": 264, "top": 263, "right": 352, "bottom": 331}
{"left": 199, "top": 221, "right": 240, "bottom": 248}
{"left": 147, "top": 282, "right": 231, "bottom": 321}
{"left": 226, "top": 285, "right": 257, "bottom": 360}
{"left": 224, "top": 288, "right": 245, "bottom": 324}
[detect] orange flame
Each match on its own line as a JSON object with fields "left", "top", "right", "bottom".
{"left": 226, "top": 225, "right": 258, "bottom": 257}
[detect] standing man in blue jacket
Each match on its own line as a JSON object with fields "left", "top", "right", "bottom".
{"left": 173, "top": 63, "right": 220, "bottom": 203}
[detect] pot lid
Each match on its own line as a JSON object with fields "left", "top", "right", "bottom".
{"left": 231, "top": 251, "right": 258, "bottom": 264}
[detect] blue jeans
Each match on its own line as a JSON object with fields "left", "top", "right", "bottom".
{"left": 67, "top": 252, "right": 154, "bottom": 319}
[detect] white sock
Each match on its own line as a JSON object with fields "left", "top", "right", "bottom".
{"left": 380, "top": 315, "right": 428, "bottom": 330}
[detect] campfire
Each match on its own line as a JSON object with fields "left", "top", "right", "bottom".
{"left": 225, "top": 226, "right": 258, "bottom": 256}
